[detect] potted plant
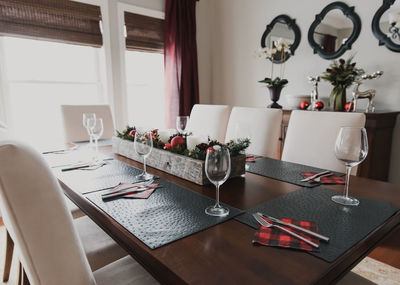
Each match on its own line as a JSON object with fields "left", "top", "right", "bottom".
{"left": 321, "top": 56, "right": 364, "bottom": 111}
{"left": 257, "top": 38, "right": 290, "bottom": 108}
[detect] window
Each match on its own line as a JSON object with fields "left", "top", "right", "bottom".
{"left": 0, "top": 36, "right": 106, "bottom": 146}
{"left": 125, "top": 50, "right": 164, "bottom": 129}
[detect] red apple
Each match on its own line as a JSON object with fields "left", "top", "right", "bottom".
{"left": 171, "top": 136, "right": 185, "bottom": 148}
{"left": 345, "top": 101, "right": 354, "bottom": 112}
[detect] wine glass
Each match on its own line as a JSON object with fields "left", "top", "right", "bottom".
{"left": 176, "top": 116, "right": 189, "bottom": 135}
{"left": 332, "top": 127, "right": 368, "bottom": 206}
{"left": 83, "top": 113, "right": 96, "bottom": 145}
{"left": 88, "top": 118, "right": 104, "bottom": 164}
{"left": 205, "top": 146, "right": 231, "bottom": 216}
{"left": 134, "top": 131, "right": 154, "bottom": 180}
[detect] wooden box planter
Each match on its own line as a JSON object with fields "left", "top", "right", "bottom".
{"left": 112, "top": 137, "right": 246, "bottom": 185}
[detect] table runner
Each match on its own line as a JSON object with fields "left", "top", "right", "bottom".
{"left": 86, "top": 179, "right": 242, "bottom": 249}
{"left": 246, "top": 157, "right": 343, "bottom": 188}
{"left": 235, "top": 187, "right": 398, "bottom": 262}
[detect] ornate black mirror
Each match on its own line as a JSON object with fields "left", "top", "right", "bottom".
{"left": 308, "top": 2, "right": 361, "bottom": 59}
{"left": 261, "top": 15, "right": 301, "bottom": 63}
{"left": 372, "top": 0, "right": 400, "bottom": 52}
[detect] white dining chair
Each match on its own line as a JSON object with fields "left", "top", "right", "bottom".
{"left": 225, "top": 107, "right": 282, "bottom": 158}
{"left": 282, "top": 110, "right": 366, "bottom": 174}
{"left": 187, "top": 104, "right": 231, "bottom": 143}
{"left": 0, "top": 141, "right": 156, "bottom": 285}
{"left": 61, "top": 105, "right": 115, "bottom": 142}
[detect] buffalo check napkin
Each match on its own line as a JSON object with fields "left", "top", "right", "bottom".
{"left": 302, "top": 172, "right": 345, "bottom": 184}
{"left": 253, "top": 217, "right": 320, "bottom": 252}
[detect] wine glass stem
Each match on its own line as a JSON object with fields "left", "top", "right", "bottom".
{"left": 94, "top": 138, "right": 99, "bottom": 161}
{"left": 215, "top": 184, "right": 221, "bottom": 208}
{"left": 344, "top": 166, "right": 352, "bottom": 198}
{"left": 143, "top": 156, "right": 147, "bottom": 175}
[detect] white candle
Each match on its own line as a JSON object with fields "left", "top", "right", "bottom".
{"left": 186, "top": 136, "right": 207, "bottom": 151}
{"left": 158, "top": 129, "right": 177, "bottom": 143}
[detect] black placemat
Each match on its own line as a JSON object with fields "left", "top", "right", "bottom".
{"left": 55, "top": 160, "right": 143, "bottom": 194}
{"left": 246, "top": 157, "right": 343, "bottom": 188}
{"left": 86, "top": 179, "right": 242, "bottom": 249}
{"left": 235, "top": 187, "right": 398, "bottom": 262}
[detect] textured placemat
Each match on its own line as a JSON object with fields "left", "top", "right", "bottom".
{"left": 246, "top": 157, "right": 343, "bottom": 188}
{"left": 86, "top": 179, "right": 242, "bottom": 249}
{"left": 55, "top": 160, "right": 143, "bottom": 194}
{"left": 235, "top": 187, "right": 398, "bottom": 262}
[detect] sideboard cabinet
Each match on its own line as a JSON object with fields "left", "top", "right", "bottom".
{"left": 280, "top": 110, "right": 399, "bottom": 181}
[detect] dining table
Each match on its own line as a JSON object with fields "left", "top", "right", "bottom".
{"left": 54, "top": 146, "right": 400, "bottom": 285}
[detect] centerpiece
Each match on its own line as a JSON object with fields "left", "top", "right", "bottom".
{"left": 321, "top": 56, "right": 364, "bottom": 111}
{"left": 113, "top": 126, "right": 250, "bottom": 185}
{"left": 257, "top": 38, "right": 290, "bottom": 108}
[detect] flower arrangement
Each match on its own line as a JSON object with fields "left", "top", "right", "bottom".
{"left": 116, "top": 126, "right": 250, "bottom": 161}
{"left": 321, "top": 56, "right": 364, "bottom": 111}
{"left": 257, "top": 38, "right": 290, "bottom": 88}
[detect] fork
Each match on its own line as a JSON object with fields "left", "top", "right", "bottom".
{"left": 252, "top": 213, "right": 319, "bottom": 248}
{"left": 312, "top": 172, "right": 334, "bottom": 183}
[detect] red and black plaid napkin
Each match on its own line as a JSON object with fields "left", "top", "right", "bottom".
{"left": 253, "top": 217, "right": 320, "bottom": 252}
{"left": 302, "top": 172, "right": 345, "bottom": 184}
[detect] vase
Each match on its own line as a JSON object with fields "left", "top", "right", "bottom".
{"left": 330, "top": 85, "right": 347, "bottom": 112}
{"left": 267, "top": 86, "right": 283, "bottom": 109}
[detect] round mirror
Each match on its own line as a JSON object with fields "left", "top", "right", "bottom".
{"left": 261, "top": 15, "right": 301, "bottom": 63}
{"left": 372, "top": 0, "right": 400, "bottom": 52}
{"left": 308, "top": 2, "right": 361, "bottom": 59}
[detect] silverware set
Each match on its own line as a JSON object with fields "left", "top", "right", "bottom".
{"left": 252, "top": 212, "right": 329, "bottom": 248}
{"left": 300, "top": 170, "right": 333, "bottom": 183}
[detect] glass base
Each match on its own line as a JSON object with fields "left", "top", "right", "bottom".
{"left": 135, "top": 172, "right": 154, "bottom": 181}
{"left": 205, "top": 205, "right": 229, "bottom": 217}
{"left": 331, "top": 195, "right": 360, "bottom": 206}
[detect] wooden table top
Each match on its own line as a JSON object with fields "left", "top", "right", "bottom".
{"left": 59, "top": 148, "right": 400, "bottom": 285}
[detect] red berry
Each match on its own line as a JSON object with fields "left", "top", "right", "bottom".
{"left": 300, "top": 101, "right": 309, "bottom": 110}
{"left": 164, "top": 143, "right": 172, "bottom": 149}
{"left": 171, "top": 136, "right": 185, "bottom": 148}
{"left": 129, "top": 130, "right": 136, "bottom": 136}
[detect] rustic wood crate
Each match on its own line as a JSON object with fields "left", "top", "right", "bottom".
{"left": 112, "top": 137, "right": 245, "bottom": 185}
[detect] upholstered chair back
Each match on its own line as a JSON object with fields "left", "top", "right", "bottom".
{"left": 282, "top": 111, "right": 366, "bottom": 174}
{"left": 0, "top": 141, "right": 95, "bottom": 285}
{"left": 0, "top": 120, "right": 9, "bottom": 140}
{"left": 225, "top": 107, "right": 282, "bottom": 158}
{"left": 61, "top": 104, "right": 115, "bottom": 142}
{"left": 188, "top": 104, "right": 231, "bottom": 142}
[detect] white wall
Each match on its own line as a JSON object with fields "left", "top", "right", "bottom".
{"left": 196, "top": 0, "right": 400, "bottom": 183}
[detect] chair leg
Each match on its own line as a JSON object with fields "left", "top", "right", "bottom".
{"left": 22, "top": 268, "right": 30, "bottom": 285}
{"left": 2, "top": 229, "right": 14, "bottom": 282}
{"left": 18, "top": 261, "right": 22, "bottom": 285}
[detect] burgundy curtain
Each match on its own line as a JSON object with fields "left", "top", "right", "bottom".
{"left": 164, "top": 0, "right": 199, "bottom": 128}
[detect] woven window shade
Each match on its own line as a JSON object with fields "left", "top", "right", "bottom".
{"left": 125, "top": 12, "right": 164, "bottom": 53}
{"left": 0, "top": 0, "right": 102, "bottom": 47}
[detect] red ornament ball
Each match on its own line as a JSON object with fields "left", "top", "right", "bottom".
{"left": 300, "top": 101, "right": 309, "bottom": 110}
{"left": 345, "top": 101, "right": 354, "bottom": 112}
{"left": 315, "top": 101, "right": 324, "bottom": 111}
{"left": 171, "top": 136, "right": 185, "bottom": 148}
{"left": 128, "top": 130, "right": 136, "bottom": 136}
{"left": 206, "top": 147, "right": 215, "bottom": 154}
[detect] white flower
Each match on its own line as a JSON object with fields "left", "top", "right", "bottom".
{"left": 274, "top": 38, "right": 291, "bottom": 53}
{"left": 255, "top": 47, "right": 277, "bottom": 59}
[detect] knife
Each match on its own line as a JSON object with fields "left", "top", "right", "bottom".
{"left": 300, "top": 170, "right": 330, "bottom": 182}
{"left": 258, "top": 212, "right": 329, "bottom": 242}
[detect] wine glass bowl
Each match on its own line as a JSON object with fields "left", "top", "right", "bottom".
{"left": 332, "top": 127, "right": 368, "bottom": 206}
{"left": 88, "top": 118, "right": 104, "bottom": 164}
{"left": 83, "top": 113, "right": 96, "bottom": 144}
{"left": 176, "top": 116, "right": 189, "bottom": 135}
{"left": 134, "top": 131, "right": 154, "bottom": 180}
{"left": 205, "top": 146, "right": 231, "bottom": 217}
